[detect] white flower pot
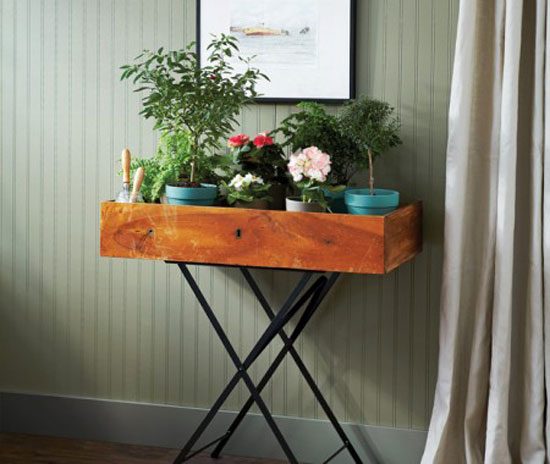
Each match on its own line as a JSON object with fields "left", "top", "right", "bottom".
{"left": 285, "top": 196, "right": 325, "bottom": 213}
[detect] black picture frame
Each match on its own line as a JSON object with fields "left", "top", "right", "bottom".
{"left": 197, "top": 0, "right": 357, "bottom": 104}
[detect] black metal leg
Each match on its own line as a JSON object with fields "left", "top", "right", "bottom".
{"left": 224, "top": 268, "right": 365, "bottom": 464}
{"left": 174, "top": 264, "right": 320, "bottom": 464}
{"left": 172, "top": 263, "right": 366, "bottom": 464}
{"left": 211, "top": 271, "right": 339, "bottom": 459}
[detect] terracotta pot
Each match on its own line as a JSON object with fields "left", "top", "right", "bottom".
{"left": 285, "top": 196, "right": 325, "bottom": 213}
{"left": 268, "top": 183, "right": 287, "bottom": 210}
{"left": 234, "top": 199, "right": 270, "bottom": 210}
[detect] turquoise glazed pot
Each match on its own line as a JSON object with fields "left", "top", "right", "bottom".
{"left": 345, "top": 188, "right": 400, "bottom": 215}
{"left": 322, "top": 187, "right": 349, "bottom": 213}
{"left": 165, "top": 183, "right": 218, "bottom": 206}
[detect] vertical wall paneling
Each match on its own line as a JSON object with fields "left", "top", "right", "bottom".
{"left": 0, "top": 0, "right": 458, "bottom": 431}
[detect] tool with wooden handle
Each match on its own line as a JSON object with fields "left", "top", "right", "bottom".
{"left": 116, "top": 148, "right": 132, "bottom": 203}
{"left": 130, "top": 167, "right": 145, "bottom": 203}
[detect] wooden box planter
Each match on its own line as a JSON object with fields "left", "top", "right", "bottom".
{"left": 100, "top": 202, "right": 422, "bottom": 274}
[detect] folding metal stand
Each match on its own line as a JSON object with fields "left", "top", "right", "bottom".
{"left": 172, "top": 263, "right": 364, "bottom": 464}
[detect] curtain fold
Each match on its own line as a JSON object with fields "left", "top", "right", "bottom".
{"left": 545, "top": 3, "right": 550, "bottom": 461}
{"left": 422, "top": 0, "right": 549, "bottom": 462}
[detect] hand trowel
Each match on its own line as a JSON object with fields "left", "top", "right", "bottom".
{"left": 130, "top": 167, "right": 145, "bottom": 203}
{"left": 116, "top": 148, "right": 132, "bottom": 203}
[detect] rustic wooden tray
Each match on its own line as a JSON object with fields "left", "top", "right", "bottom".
{"left": 100, "top": 201, "right": 422, "bottom": 274}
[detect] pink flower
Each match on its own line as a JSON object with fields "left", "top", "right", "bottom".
{"left": 288, "top": 146, "right": 331, "bottom": 183}
{"left": 228, "top": 134, "right": 250, "bottom": 148}
{"left": 253, "top": 131, "right": 274, "bottom": 148}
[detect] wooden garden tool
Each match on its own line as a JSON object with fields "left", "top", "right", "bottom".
{"left": 116, "top": 148, "right": 131, "bottom": 203}
{"left": 130, "top": 167, "right": 145, "bottom": 203}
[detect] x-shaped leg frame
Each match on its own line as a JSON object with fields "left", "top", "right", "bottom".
{"left": 172, "top": 263, "right": 363, "bottom": 464}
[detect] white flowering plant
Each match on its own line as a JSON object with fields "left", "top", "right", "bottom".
{"left": 288, "top": 146, "right": 331, "bottom": 207}
{"left": 221, "top": 173, "right": 271, "bottom": 205}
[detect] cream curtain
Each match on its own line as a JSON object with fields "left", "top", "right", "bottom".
{"left": 422, "top": 0, "right": 549, "bottom": 462}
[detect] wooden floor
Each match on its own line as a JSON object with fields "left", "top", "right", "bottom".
{"left": 0, "top": 433, "right": 284, "bottom": 463}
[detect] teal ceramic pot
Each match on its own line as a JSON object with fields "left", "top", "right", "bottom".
{"left": 345, "top": 188, "right": 400, "bottom": 215}
{"left": 165, "top": 183, "right": 218, "bottom": 206}
{"left": 322, "top": 187, "right": 349, "bottom": 213}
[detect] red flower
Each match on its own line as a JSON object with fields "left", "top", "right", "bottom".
{"left": 228, "top": 134, "right": 250, "bottom": 148}
{"left": 253, "top": 132, "right": 274, "bottom": 148}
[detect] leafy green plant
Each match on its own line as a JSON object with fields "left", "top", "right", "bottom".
{"left": 121, "top": 34, "right": 267, "bottom": 184}
{"left": 338, "top": 97, "right": 402, "bottom": 194}
{"left": 293, "top": 179, "right": 327, "bottom": 208}
{"left": 274, "top": 102, "right": 357, "bottom": 186}
{"left": 220, "top": 173, "right": 271, "bottom": 205}
{"left": 128, "top": 132, "right": 231, "bottom": 203}
{"left": 129, "top": 157, "right": 164, "bottom": 203}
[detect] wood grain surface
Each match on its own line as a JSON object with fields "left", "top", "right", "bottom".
{"left": 384, "top": 202, "right": 423, "bottom": 272}
{"left": 100, "top": 202, "right": 422, "bottom": 274}
{"left": 0, "top": 433, "right": 283, "bottom": 464}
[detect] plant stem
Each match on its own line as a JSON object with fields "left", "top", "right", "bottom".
{"left": 190, "top": 134, "right": 199, "bottom": 184}
{"left": 190, "top": 159, "right": 196, "bottom": 184}
{"left": 368, "top": 148, "right": 375, "bottom": 195}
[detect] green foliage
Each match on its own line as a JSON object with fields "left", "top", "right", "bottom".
{"left": 220, "top": 173, "right": 271, "bottom": 205}
{"left": 295, "top": 178, "right": 328, "bottom": 209}
{"left": 129, "top": 157, "right": 165, "bottom": 204}
{"left": 275, "top": 98, "right": 402, "bottom": 190}
{"left": 274, "top": 102, "right": 357, "bottom": 186}
{"left": 338, "top": 97, "right": 402, "bottom": 159}
{"left": 128, "top": 132, "right": 190, "bottom": 203}
{"left": 129, "top": 132, "right": 231, "bottom": 203}
{"left": 121, "top": 34, "right": 268, "bottom": 183}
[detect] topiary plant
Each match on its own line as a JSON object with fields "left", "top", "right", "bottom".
{"left": 338, "top": 97, "right": 402, "bottom": 195}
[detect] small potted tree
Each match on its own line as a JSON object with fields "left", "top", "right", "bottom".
{"left": 227, "top": 131, "right": 288, "bottom": 209}
{"left": 286, "top": 146, "right": 331, "bottom": 213}
{"left": 339, "top": 97, "right": 402, "bottom": 215}
{"left": 275, "top": 102, "right": 358, "bottom": 213}
{"left": 121, "top": 34, "right": 267, "bottom": 206}
{"left": 221, "top": 173, "right": 271, "bottom": 209}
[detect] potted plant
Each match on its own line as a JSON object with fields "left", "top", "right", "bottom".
{"left": 275, "top": 102, "right": 358, "bottom": 213}
{"left": 120, "top": 34, "right": 267, "bottom": 206}
{"left": 221, "top": 173, "right": 271, "bottom": 209}
{"left": 227, "top": 131, "right": 288, "bottom": 210}
{"left": 338, "top": 97, "right": 402, "bottom": 215}
{"left": 127, "top": 132, "right": 231, "bottom": 204}
{"left": 286, "top": 146, "right": 331, "bottom": 213}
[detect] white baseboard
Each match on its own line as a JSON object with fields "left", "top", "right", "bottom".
{"left": 0, "top": 392, "right": 426, "bottom": 463}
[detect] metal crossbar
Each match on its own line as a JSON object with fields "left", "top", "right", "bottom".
{"left": 171, "top": 263, "right": 365, "bottom": 464}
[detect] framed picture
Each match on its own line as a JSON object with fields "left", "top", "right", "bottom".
{"left": 197, "top": 0, "right": 356, "bottom": 103}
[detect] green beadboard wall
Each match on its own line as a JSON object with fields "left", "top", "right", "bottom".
{"left": 0, "top": 0, "right": 458, "bottom": 430}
